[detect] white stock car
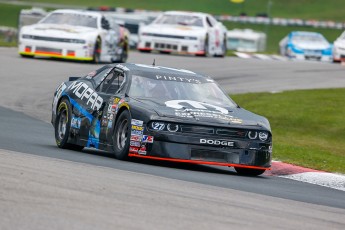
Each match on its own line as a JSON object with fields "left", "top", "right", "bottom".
{"left": 18, "top": 9, "right": 129, "bottom": 63}
{"left": 333, "top": 31, "right": 345, "bottom": 62}
{"left": 137, "top": 11, "right": 227, "bottom": 57}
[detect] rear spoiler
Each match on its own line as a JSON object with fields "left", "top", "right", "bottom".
{"left": 69, "top": 76, "right": 80, "bottom": 81}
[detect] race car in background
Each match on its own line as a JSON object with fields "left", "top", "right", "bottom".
{"left": 137, "top": 11, "right": 227, "bottom": 57}
{"left": 332, "top": 31, "right": 345, "bottom": 62}
{"left": 279, "top": 31, "right": 332, "bottom": 61}
{"left": 18, "top": 9, "right": 129, "bottom": 63}
{"left": 52, "top": 63, "right": 272, "bottom": 176}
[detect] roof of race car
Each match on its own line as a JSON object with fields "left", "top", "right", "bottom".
{"left": 290, "top": 31, "right": 323, "bottom": 37}
{"left": 49, "top": 9, "right": 102, "bottom": 18}
{"left": 110, "top": 63, "right": 214, "bottom": 83}
{"left": 163, "top": 11, "right": 211, "bottom": 18}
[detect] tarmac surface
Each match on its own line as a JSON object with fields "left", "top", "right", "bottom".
{"left": 0, "top": 48, "right": 344, "bottom": 229}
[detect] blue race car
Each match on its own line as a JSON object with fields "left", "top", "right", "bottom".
{"left": 279, "top": 31, "right": 332, "bottom": 61}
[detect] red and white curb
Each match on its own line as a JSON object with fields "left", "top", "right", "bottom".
{"left": 265, "top": 161, "right": 345, "bottom": 191}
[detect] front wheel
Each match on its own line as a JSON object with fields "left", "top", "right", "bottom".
{"left": 113, "top": 110, "right": 131, "bottom": 160}
{"left": 55, "top": 99, "right": 84, "bottom": 151}
{"left": 234, "top": 167, "right": 266, "bottom": 176}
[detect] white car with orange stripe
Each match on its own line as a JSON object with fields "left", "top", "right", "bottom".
{"left": 137, "top": 11, "right": 227, "bottom": 57}
{"left": 333, "top": 30, "right": 345, "bottom": 62}
{"left": 18, "top": 9, "right": 129, "bottom": 63}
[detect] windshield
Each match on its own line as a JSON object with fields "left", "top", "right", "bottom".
{"left": 40, "top": 12, "right": 98, "bottom": 28}
{"left": 128, "top": 75, "right": 237, "bottom": 108}
{"left": 227, "top": 38, "right": 256, "bottom": 50}
{"left": 292, "top": 34, "right": 326, "bottom": 43}
{"left": 155, "top": 14, "right": 203, "bottom": 27}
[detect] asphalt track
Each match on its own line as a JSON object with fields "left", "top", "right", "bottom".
{"left": 0, "top": 47, "right": 345, "bottom": 229}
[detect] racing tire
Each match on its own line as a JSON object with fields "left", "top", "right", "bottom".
{"left": 215, "top": 36, "right": 227, "bottom": 58}
{"left": 234, "top": 167, "right": 266, "bottom": 176}
{"left": 93, "top": 37, "right": 101, "bottom": 63}
{"left": 197, "top": 34, "right": 209, "bottom": 57}
{"left": 55, "top": 99, "right": 84, "bottom": 151}
{"left": 113, "top": 110, "right": 131, "bottom": 160}
{"left": 20, "top": 54, "right": 34, "bottom": 58}
{"left": 119, "top": 41, "right": 128, "bottom": 63}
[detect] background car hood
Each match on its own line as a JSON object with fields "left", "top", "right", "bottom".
{"left": 22, "top": 24, "right": 97, "bottom": 37}
{"left": 142, "top": 24, "right": 205, "bottom": 37}
{"left": 135, "top": 98, "right": 270, "bottom": 130}
{"left": 292, "top": 41, "right": 330, "bottom": 50}
{"left": 334, "top": 39, "right": 345, "bottom": 49}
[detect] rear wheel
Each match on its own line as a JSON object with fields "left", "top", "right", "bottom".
{"left": 215, "top": 36, "right": 227, "bottom": 57}
{"left": 197, "top": 35, "right": 209, "bottom": 57}
{"left": 119, "top": 43, "right": 128, "bottom": 63}
{"left": 113, "top": 110, "right": 131, "bottom": 160}
{"left": 234, "top": 167, "right": 266, "bottom": 176}
{"left": 55, "top": 99, "right": 84, "bottom": 151}
{"left": 93, "top": 37, "right": 101, "bottom": 63}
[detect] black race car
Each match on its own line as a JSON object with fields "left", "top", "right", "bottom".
{"left": 52, "top": 63, "right": 272, "bottom": 176}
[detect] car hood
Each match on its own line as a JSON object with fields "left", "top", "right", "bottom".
{"left": 334, "top": 39, "right": 345, "bottom": 48}
{"left": 292, "top": 40, "right": 330, "bottom": 50}
{"left": 141, "top": 24, "right": 205, "bottom": 37}
{"left": 135, "top": 98, "right": 270, "bottom": 130}
{"left": 21, "top": 23, "right": 98, "bottom": 37}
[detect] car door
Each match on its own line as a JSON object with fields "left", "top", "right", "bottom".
{"left": 95, "top": 68, "right": 128, "bottom": 148}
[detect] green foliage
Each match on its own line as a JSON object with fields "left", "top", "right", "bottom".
{"left": 231, "top": 89, "right": 345, "bottom": 173}
{"left": 14, "top": 0, "right": 345, "bottom": 21}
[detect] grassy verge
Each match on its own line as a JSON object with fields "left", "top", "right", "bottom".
{"left": 0, "top": 35, "right": 17, "bottom": 47}
{"left": 10, "top": 0, "right": 345, "bottom": 21}
{"left": 231, "top": 88, "right": 345, "bottom": 174}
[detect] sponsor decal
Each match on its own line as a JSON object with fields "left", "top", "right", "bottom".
{"left": 131, "top": 129, "right": 143, "bottom": 136}
{"left": 130, "top": 141, "right": 141, "bottom": 147}
{"left": 138, "top": 144, "right": 147, "bottom": 155}
{"left": 132, "top": 125, "right": 144, "bottom": 131}
{"left": 165, "top": 100, "right": 243, "bottom": 124}
{"left": 131, "top": 119, "right": 144, "bottom": 126}
{"left": 71, "top": 116, "right": 81, "bottom": 129}
{"left": 53, "top": 82, "right": 67, "bottom": 114}
{"left": 101, "top": 118, "right": 108, "bottom": 126}
{"left": 129, "top": 146, "right": 139, "bottom": 153}
{"left": 107, "top": 120, "right": 113, "bottom": 128}
{"left": 156, "top": 75, "right": 201, "bottom": 84}
{"left": 166, "top": 100, "right": 228, "bottom": 114}
{"left": 130, "top": 135, "right": 142, "bottom": 142}
{"left": 200, "top": 139, "right": 234, "bottom": 147}
{"left": 68, "top": 81, "right": 103, "bottom": 111}
{"left": 107, "top": 114, "right": 114, "bottom": 120}
{"left": 142, "top": 135, "right": 154, "bottom": 143}
{"left": 114, "top": 98, "right": 120, "bottom": 104}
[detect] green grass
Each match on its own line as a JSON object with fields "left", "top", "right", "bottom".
{"left": 0, "top": 3, "right": 23, "bottom": 28}
{"left": 12, "top": 0, "right": 345, "bottom": 21}
{"left": 0, "top": 35, "right": 17, "bottom": 47}
{"left": 231, "top": 88, "right": 345, "bottom": 174}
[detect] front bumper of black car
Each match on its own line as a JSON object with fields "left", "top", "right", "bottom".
{"left": 129, "top": 132, "right": 272, "bottom": 169}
